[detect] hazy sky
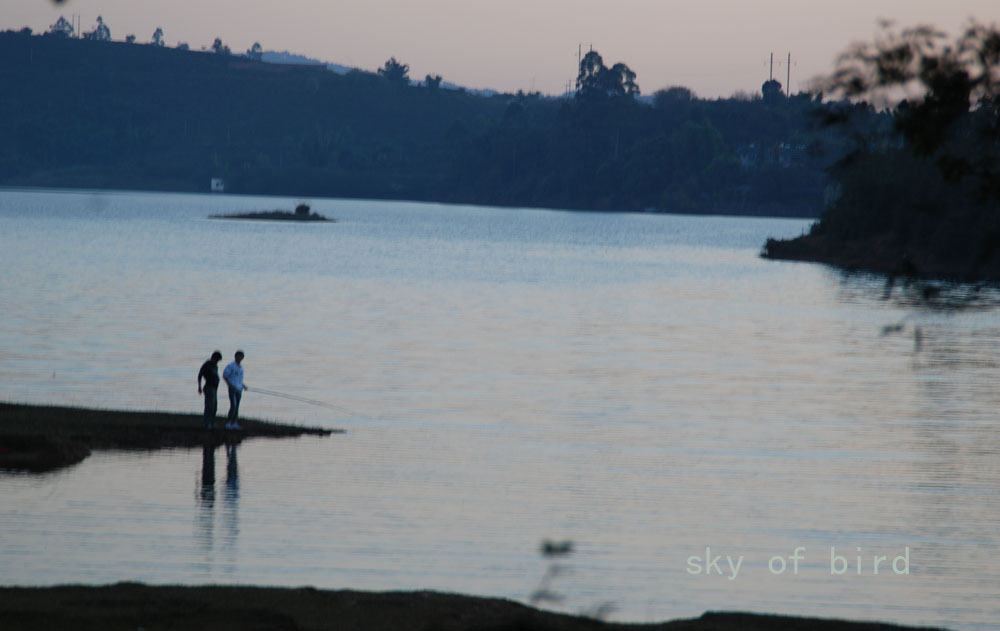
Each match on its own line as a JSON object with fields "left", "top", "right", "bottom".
{"left": 7, "top": 0, "right": 998, "bottom": 98}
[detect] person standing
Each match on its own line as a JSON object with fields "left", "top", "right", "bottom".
{"left": 197, "top": 351, "right": 223, "bottom": 429}
{"left": 222, "top": 350, "right": 247, "bottom": 430}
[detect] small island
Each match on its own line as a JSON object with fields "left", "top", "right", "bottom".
{"left": 211, "top": 203, "right": 333, "bottom": 222}
{"left": 0, "top": 402, "right": 338, "bottom": 473}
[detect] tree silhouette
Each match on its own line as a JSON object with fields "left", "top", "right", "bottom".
{"left": 378, "top": 57, "right": 410, "bottom": 84}
{"left": 767, "top": 20, "right": 1000, "bottom": 278}
{"left": 762, "top": 79, "right": 784, "bottom": 104}
{"left": 605, "top": 62, "right": 639, "bottom": 97}
{"left": 212, "top": 38, "right": 231, "bottom": 55}
{"left": 152, "top": 27, "right": 164, "bottom": 47}
{"left": 247, "top": 42, "right": 263, "bottom": 61}
{"left": 83, "top": 16, "right": 110, "bottom": 42}
{"left": 575, "top": 50, "right": 605, "bottom": 95}
{"left": 48, "top": 16, "right": 73, "bottom": 38}
{"left": 575, "top": 50, "right": 639, "bottom": 99}
{"left": 424, "top": 74, "right": 443, "bottom": 89}
{"left": 823, "top": 20, "right": 1000, "bottom": 196}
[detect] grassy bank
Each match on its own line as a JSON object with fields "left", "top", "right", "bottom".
{"left": 0, "top": 402, "right": 336, "bottom": 473}
{"left": 0, "top": 583, "right": 947, "bottom": 631}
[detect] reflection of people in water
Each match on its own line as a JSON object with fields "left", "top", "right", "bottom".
{"left": 225, "top": 443, "right": 239, "bottom": 497}
{"left": 196, "top": 442, "right": 240, "bottom": 552}
{"left": 196, "top": 444, "right": 216, "bottom": 545}
{"left": 199, "top": 444, "right": 216, "bottom": 503}
{"left": 223, "top": 443, "right": 240, "bottom": 542}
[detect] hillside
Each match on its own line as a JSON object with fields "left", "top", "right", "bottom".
{"left": 1, "top": 31, "right": 839, "bottom": 215}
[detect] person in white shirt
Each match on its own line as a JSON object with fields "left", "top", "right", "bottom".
{"left": 222, "top": 350, "right": 247, "bottom": 430}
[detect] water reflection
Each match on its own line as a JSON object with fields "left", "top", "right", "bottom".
{"left": 835, "top": 271, "right": 1000, "bottom": 371}
{"left": 197, "top": 445, "right": 216, "bottom": 545}
{"left": 195, "top": 441, "right": 240, "bottom": 570}
{"left": 224, "top": 443, "right": 239, "bottom": 544}
{"left": 4, "top": 191, "right": 1000, "bottom": 629}
{"left": 840, "top": 269, "right": 1000, "bottom": 311}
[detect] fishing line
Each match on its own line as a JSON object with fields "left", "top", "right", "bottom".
{"left": 246, "top": 386, "right": 366, "bottom": 418}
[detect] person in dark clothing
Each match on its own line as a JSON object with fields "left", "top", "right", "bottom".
{"left": 197, "top": 351, "right": 223, "bottom": 429}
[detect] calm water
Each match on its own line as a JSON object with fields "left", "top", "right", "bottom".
{"left": 2, "top": 189, "right": 999, "bottom": 629}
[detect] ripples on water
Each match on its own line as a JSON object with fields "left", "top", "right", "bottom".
{"left": 1, "top": 189, "right": 999, "bottom": 630}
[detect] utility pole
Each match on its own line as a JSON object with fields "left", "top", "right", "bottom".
{"left": 575, "top": 43, "right": 582, "bottom": 93}
{"left": 787, "top": 52, "right": 791, "bottom": 97}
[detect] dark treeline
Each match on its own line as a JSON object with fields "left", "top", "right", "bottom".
{"left": 1, "top": 30, "right": 845, "bottom": 216}
{"left": 765, "top": 22, "right": 1000, "bottom": 279}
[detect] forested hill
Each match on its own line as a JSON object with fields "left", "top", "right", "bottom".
{"left": 1, "top": 31, "right": 841, "bottom": 216}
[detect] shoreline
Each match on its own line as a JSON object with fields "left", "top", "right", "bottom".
{"left": 762, "top": 234, "right": 1000, "bottom": 283}
{"left": 0, "top": 184, "right": 821, "bottom": 220}
{"left": 0, "top": 583, "right": 950, "bottom": 631}
{"left": 0, "top": 402, "right": 337, "bottom": 473}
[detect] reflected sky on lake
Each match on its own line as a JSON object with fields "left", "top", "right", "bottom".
{"left": 1, "top": 190, "right": 999, "bottom": 629}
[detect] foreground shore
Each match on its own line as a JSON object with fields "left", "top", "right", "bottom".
{"left": 0, "top": 583, "right": 947, "bottom": 631}
{"left": 0, "top": 402, "right": 336, "bottom": 472}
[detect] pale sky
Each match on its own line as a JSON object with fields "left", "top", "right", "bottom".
{"left": 6, "top": 0, "right": 998, "bottom": 98}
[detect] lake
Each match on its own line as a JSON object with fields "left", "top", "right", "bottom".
{"left": 1, "top": 188, "right": 999, "bottom": 629}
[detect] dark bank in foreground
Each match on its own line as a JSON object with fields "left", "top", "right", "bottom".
{"left": 0, "top": 402, "right": 337, "bottom": 473}
{"left": 0, "top": 583, "right": 949, "bottom": 631}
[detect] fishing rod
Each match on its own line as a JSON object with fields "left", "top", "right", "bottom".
{"left": 246, "top": 386, "right": 366, "bottom": 418}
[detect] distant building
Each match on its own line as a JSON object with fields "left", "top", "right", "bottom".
{"left": 210, "top": 178, "right": 225, "bottom": 193}
{"left": 736, "top": 142, "right": 806, "bottom": 169}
